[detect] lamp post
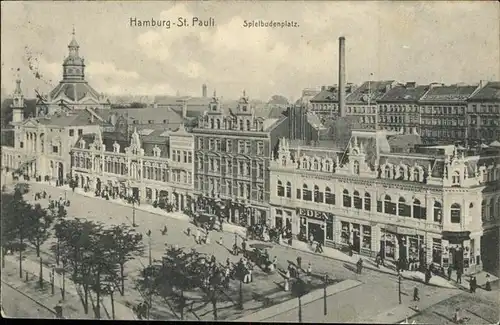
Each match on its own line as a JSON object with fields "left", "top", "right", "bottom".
{"left": 132, "top": 200, "right": 137, "bottom": 227}
{"left": 238, "top": 279, "right": 243, "bottom": 310}
{"left": 298, "top": 292, "right": 303, "bottom": 323}
{"left": 146, "top": 230, "right": 152, "bottom": 266}
{"left": 398, "top": 274, "right": 402, "bottom": 304}
{"left": 323, "top": 274, "right": 328, "bottom": 315}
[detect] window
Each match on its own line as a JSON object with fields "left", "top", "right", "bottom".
{"left": 52, "top": 145, "right": 59, "bottom": 154}
{"left": 257, "top": 142, "right": 264, "bottom": 155}
{"left": 301, "top": 158, "right": 308, "bottom": 169}
{"left": 198, "top": 138, "right": 204, "bottom": 150}
{"left": 78, "top": 129, "right": 83, "bottom": 136}
{"left": 216, "top": 139, "right": 221, "bottom": 151}
{"left": 326, "top": 215, "right": 334, "bottom": 241}
{"left": 343, "top": 189, "right": 351, "bottom": 207}
{"left": 148, "top": 120, "right": 154, "bottom": 124}
{"left": 385, "top": 166, "right": 392, "bottom": 178}
{"left": 238, "top": 140, "right": 245, "bottom": 154}
{"left": 362, "top": 225, "right": 371, "bottom": 249}
{"left": 20, "top": 141, "right": 24, "bottom": 148}
{"left": 413, "top": 168, "right": 420, "bottom": 182}
{"left": 226, "top": 140, "right": 232, "bottom": 153}
{"left": 286, "top": 182, "right": 292, "bottom": 198}
{"left": 69, "top": 129, "right": 75, "bottom": 136}
{"left": 314, "top": 185, "right": 323, "bottom": 203}
{"left": 341, "top": 222, "right": 350, "bottom": 244}
{"left": 245, "top": 141, "right": 251, "bottom": 154}
{"left": 398, "top": 197, "right": 410, "bottom": 217}
{"left": 324, "top": 160, "right": 331, "bottom": 172}
{"left": 313, "top": 159, "right": 319, "bottom": 170}
{"left": 452, "top": 171, "right": 460, "bottom": 185}
{"left": 481, "top": 200, "right": 486, "bottom": 221}
{"left": 353, "top": 161, "right": 360, "bottom": 175}
{"left": 257, "top": 163, "right": 263, "bottom": 178}
{"left": 364, "top": 193, "right": 371, "bottom": 211}
{"left": 384, "top": 195, "right": 396, "bottom": 215}
{"left": 183, "top": 151, "right": 188, "bottom": 163}
{"left": 217, "top": 119, "right": 221, "bottom": 129}
{"left": 413, "top": 199, "right": 426, "bottom": 220}
{"left": 302, "top": 184, "right": 312, "bottom": 201}
{"left": 433, "top": 201, "right": 442, "bottom": 222}
{"left": 246, "top": 120, "right": 251, "bottom": 131}
{"left": 450, "top": 203, "right": 461, "bottom": 223}
{"left": 188, "top": 152, "right": 192, "bottom": 163}
{"left": 209, "top": 139, "right": 215, "bottom": 150}
{"left": 239, "top": 120, "right": 244, "bottom": 131}
{"left": 398, "top": 167, "right": 405, "bottom": 180}
{"left": 163, "top": 119, "right": 167, "bottom": 124}
{"left": 353, "top": 191, "right": 362, "bottom": 209}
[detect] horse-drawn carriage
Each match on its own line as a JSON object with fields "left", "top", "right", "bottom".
{"left": 193, "top": 211, "right": 217, "bottom": 230}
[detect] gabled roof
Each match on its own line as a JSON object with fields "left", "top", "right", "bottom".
{"left": 468, "top": 81, "right": 500, "bottom": 102}
{"left": 379, "top": 85, "right": 429, "bottom": 103}
{"left": 420, "top": 85, "right": 477, "bottom": 102}
{"left": 346, "top": 81, "right": 396, "bottom": 104}
{"left": 36, "top": 109, "right": 109, "bottom": 127}
{"left": 310, "top": 87, "right": 339, "bottom": 103}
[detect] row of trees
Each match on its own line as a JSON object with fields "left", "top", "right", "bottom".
{"left": 1, "top": 188, "right": 145, "bottom": 319}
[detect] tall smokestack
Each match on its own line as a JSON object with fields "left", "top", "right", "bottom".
{"left": 338, "top": 36, "right": 346, "bottom": 117}
{"left": 202, "top": 84, "right": 207, "bottom": 98}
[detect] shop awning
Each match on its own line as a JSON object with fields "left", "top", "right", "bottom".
{"left": 442, "top": 231, "right": 470, "bottom": 243}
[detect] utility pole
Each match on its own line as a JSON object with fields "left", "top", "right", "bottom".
{"left": 132, "top": 200, "right": 137, "bottom": 227}
{"left": 146, "top": 230, "right": 152, "bottom": 266}
{"left": 298, "top": 293, "right": 302, "bottom": 323}
{"left": 398, "top": 274, "right": 402, "bottom": 304}
{"left": 238, "top": 280, "right": 243, "bottom": 310}
{"left": 323, "top": 274, "right": 328, "bottom": 315}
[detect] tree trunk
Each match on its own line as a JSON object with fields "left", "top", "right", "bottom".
{"left": 110, "top": 290, "right": 115, "bottom": 320}
{"left": 56, "top": 241, "right": 60, "bottom": 266}
{"left": 180, "top": 290, "right": 185, "bottom": 320}
{"left": 36, "top": 238, "right": 40, "bottom": 257}
{"left": 84, "top": 283, "right": 89, "bottom": 314}
{"left": 95, "top": 272, "right": 101, "bottom": 319}
{"left": 2, "top": 247, "right": 6, "bottom": 269}
{"left": 120, "top": 264, "right": 125, "bottom": 296}
{"left": 19, "top": 235, "right": 23, "bottom": 279}
{"left": 212, "top": 296, "right": 217, "bottom": 321}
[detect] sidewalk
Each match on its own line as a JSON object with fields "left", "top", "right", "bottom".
{"left": 3, "top": 254, "right": 136, "bottom": 320}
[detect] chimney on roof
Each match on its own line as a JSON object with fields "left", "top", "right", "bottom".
{"left": 338, "top": 36, "right": 346, "bottom": 117}
{"left": 202, "top": 84, "right": 207, "bottom": 98}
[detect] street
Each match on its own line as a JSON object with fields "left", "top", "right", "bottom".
{"left": 1, "top": 282, "right": 55, "bottom": 319}
{"left": 4, "top": 182, "right": 473, "bottom": 321}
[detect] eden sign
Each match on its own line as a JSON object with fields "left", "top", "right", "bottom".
{"left": 296, "top": 208, "right": 334, "bottom": 221}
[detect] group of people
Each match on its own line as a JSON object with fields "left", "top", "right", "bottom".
{"left": 33, "top": 190, "right": 48, "bottom": 201}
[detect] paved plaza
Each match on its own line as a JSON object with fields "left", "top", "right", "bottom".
{"left": 2, "top": 180, "right": 497, "bottom": 322}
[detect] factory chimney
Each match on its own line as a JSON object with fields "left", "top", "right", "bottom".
{"left": 338, "top": 36, "right": 346, "bottom": 117}
{"left": 202, "top": 84, "right": 207, "bottom": 98}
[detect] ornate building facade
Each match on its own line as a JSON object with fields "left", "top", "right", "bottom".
{"left": 192, "top": 91, "right": 289, "bottom": 226}
{"left": 466, "top": 81, "right": 500, "bottom": 144}
{"left": 270, "top": 129, "right": 500, "bottom": 274}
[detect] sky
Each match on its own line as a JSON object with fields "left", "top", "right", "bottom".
{"left": 1, "top": 1, "right": 499, "bottom": 101}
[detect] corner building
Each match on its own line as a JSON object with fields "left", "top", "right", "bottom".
{"left": 270, "top": 129, "right": 500, "bottom": 274}
{"left": 192, "top": 91, "right": 289, "bottom": 226}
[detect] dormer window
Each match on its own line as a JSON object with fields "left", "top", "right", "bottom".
{"left": 353, "top": 160, "right": 360, "bottom": 175}
{"left": 301, "top": 158, "right": 308, "bottom": 169}
{"left": 324, "top": 160, "right": 331, "bottom": 172}
{"left": 452, "top": 171, "right": 460, "bottom": 185}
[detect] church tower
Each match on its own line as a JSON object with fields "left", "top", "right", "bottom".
{"left": 62, "top": 27, "right": 85, "bottom": 81}
{"left": 11, "top": 78, "right": 25, "bottom": 123}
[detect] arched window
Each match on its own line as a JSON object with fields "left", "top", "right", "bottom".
{"left": 246, "top": 120, "right": 251, "bottom": 131}
{"left": 452, "top": 171, "right": 460, "bottom": 185}
{"left": 433, "top": 202, "right": 442, "bottom": 222}
{"left": 324, "top": 160, "right": 331, "bottom": 172}
{"left": 325, "top": 187, "right": 335, "bottom": 205}
{"left": 385, "top": 166, "right": 392, "bottom": 179}
{"left": 216, "top": 119, "right": 221, "bottom": 129}
{"left": 398, "top": 167, "right": 405, "bottom": 180}
{"left": 281, "top": 156, "right": 287, "bottom": 166}
{"left": 450, "top": 203, "right": 461, "bottom": 223}
{"left": 286, "top": 181, "right": 291, "bottom": 198}
{"left": 343, "top": 189, "right": 351, "bottom": 208}
{"left": 413, "top": 199, "right": 426, "bottom": 220}
{"left": 353, "top": 190, "right": 362, "bottom": 209}
{"left": 398, "top": 197, "right": 410, "bottom": 217}
{"left": 277, "top": 180, "right": 284, "bottom": 197}
{"left": 314, "top": 185, "right": 323, "bottom": 203}
{"left": 353, "top": 161, "right": 360, "bottom": 175}
{"left": 364, "top": 193, "right": 371, "bottom": 211}
{"left": 413, "top": 168, "right": 420, "bottom": 182}
{"left": 239, "top": 120, "right": 244, "bottom": 131}
{"left": 210, "top": 118, "right": 215, "bottom": 129}
{"left": 384, "top": 195, "right": 396, "bottom": 215}
{"left": 313, "top": 159, "right": 319, "bottom": 170}
{"left": 302, "top": 184, "right": 312, "bottom": 201}
{"left": 301, "top": 158, "right": 308, "bottom": 169}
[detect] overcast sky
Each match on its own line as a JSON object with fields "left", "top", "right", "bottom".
{"left": 1, "top": 1, "right": 499, "bottom": 101}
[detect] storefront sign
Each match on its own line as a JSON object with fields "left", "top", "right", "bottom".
{"left": 397, "top": 227, "right": 418, "bottom": 236}
{"left": 296, "top": 208, "right": 333, "bottom": 221}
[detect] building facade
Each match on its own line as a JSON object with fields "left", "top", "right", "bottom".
{"left": 192, "top": 91, "right": 289, "bottom": 226}
{"left": 270, "top": 130, "right": 500, "bottom": 274}
{"left": 466, "top": 81, "right": 500, "bottom": 145}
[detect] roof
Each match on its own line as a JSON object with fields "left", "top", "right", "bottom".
{"left": 468, "top": 81, "right": 500, "bottom": 102}
{"left": 36, "top": 109, "right": 107, "bottom": 127}
{"left": 310, "top": 87, "right": 339, "bottom": 103}
{"left": 379, "top": 85, "right": 429, "bottom": 102}
{"left": 1, "top": 98, "right": 37, "bottom": 122}
{"left": 346, "top": 81, "right": 396, "bottom": 104}
{"left": 420, "top": 85, "right": 477, "bottom": 102}
{"left": 50, "top": 81, "right": 100, "bottom": 102}
{"left": 115, "top": 106, "right": 184, "bottom": 125}
{"left": 387, "top": 134, "right": 423, "bottom": 152}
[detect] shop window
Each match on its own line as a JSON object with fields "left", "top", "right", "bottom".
{"left": 362, "top": 225, "right": 371, "bottom": 249}
{"left": 286, "top": 182, "right": 292, "bottom": 198}
{"left": 277, "top": 180, "right": 284, "bottom": 197}
{"left": 326, "top": 215, "right": 334, "bottom": 241}
{"left": 432, "top": 238, "right": 442, "bottom": 264}
{"left": 353, "top": 191, "right": 362, "bottom": 209}
{"left": 302, "top": 184, "right": 312, "bottom": 201}
{"left": 275, "top": 209, "right": 283, "bottom": 229}
{"left": 413, "top": 199, "right": 426, "bottom": 219}
{"left": 343, "top": 189, "right": 351, "bottom": 207}
{"left": 325, "top": 187, "right": 335, "bottom": 205}
{"left": 364, "top": 193, "right": 371, "bottom": 211}
{"left": 450, "top": 203, "right": 461, "bottom": 223}
{"left": 384, "top": 195, "right": 396, "bottom": 215}
{"left": 341, "top": 222, "right": 350, "bottom": 244}
{"left": 398, "top": 197, "right": 410, "bottom": 217}
{"left": 434, "top": 201, "right": 442, "bottom": 222}
{"left": 314, "top": 185, "right": 323, "bottom": 203}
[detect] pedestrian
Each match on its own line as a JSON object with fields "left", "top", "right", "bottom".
{"left": 413, "top": 287, "right": 420, "bottom": 301}
{"left": 315, "top": 241, "right": 324, "bottom": 253}
{"left": 284, "top": 278, "right": 289, "bottom": 291}
{"left": 456, "top": 268, "right": 462, "bottom": 284}
{"left": 447, "top": 265, "right": 453, "bottom": 281}
{"left": 285, "top": 268, "right": 291, "bottom": 280}
{"left": 272, "top": 256, "right": 278, "bottom": 271}
{"left": 453, "top": 308, "right": 462, "bottom": 323}
{"left": 469, "top": 276, "right": 476, "bottom": 293}
{"left": 297, "top": 256, "right": 302, "bottom": 269}
{"left": 218, "top": 236, "right": 224, "bottom": 246}
{"left": 485, "top": 274, "right": 491, "bottom": 291}
{"left": 242, "top": 239, "right": 247, "bottom": 257}
{"left": 195, "top": 229, "right": 201, "bottom": 244}
{"left": 376, "top": 254, "right": 381, "bottom": 268}
{"left": 205, "top": 232, "right": 210, "bottom": 244}
{"left": 356, "top": 258, "right": 363, "bottom": 274}
{"left": 309, "top": 233, "right": 314, "bottom": 246}
{"left": 307, "top": 262, "right": 312, "bottom": 276}
{"left": 425, "top": 268, "right": 432, "bottom": 285}
{"left": 186, "top": 227, "right": 191, "bottom": 237}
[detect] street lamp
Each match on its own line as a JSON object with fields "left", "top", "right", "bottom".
{"left": 323, "top": 274, "right": 328, "bottom": 315}
{"left": 146, "top": 230, "right": 152, "bottom": 266}
{"left": 398, "top": 274, "right": 402, "bottom": 304}
{"left": 238, "top": 279, "right": 243, "bottom": 310}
